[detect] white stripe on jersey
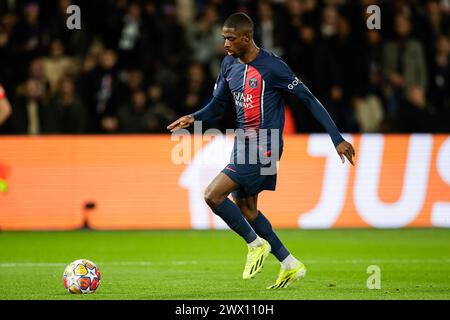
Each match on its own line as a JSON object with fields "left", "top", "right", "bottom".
{"left": 261, "top": 79, "right": 265, "bottom": 127}
{"left": 242, "top": 64, "right": 248, "bottom": 91}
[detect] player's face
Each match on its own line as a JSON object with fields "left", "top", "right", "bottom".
{"left": 222, "top": 27, "right": 248, "bottom": 58}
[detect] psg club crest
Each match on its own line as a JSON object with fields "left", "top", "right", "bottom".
{"left": 248, "top": 78, "right": 258, "bottom": 88}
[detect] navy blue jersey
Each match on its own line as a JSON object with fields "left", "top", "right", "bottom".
{"left": 214, "top": 49, "right": 295, "bottom": 132}
{"left": 192, "top": 48, "right": 344, "bottom": 196}
{"left": 193, "top": 48, "right": 344, "bottom": 157}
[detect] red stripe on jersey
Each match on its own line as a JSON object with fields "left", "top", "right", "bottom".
{"left": 243, "top": 65, "right": 262, "bottom": 130}
{"left": 0, "top": 85, "right": 5, "bottom": 100}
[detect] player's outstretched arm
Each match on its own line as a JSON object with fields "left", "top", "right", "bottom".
{"left": 270, "top": 57, "right": 356, "bottom": 165}
{"left": 167, "top": 115, "right": 195, "bottom": 132}
{"left": 294, "top": 83, "right": 356, "bottom": 166}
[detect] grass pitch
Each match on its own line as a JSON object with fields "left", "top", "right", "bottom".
{"left": 0, "top": 229, "right": 449, "bottom": 300}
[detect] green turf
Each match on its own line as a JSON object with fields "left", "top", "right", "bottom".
{"left": 0, "top": 229, "right": 449, "bottom": 300}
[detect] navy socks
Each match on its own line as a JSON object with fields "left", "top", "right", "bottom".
{"left": 212, "top": 198, "right": 258, "bottom": 244}
{"left": 250, "top": 211, "right": 290, "bottom": 262}
{"left": 212, "top": 200, "right": 290, "bottom": 262}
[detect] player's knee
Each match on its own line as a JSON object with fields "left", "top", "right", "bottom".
{"left": 240, "top": 206, "right": 258, "bottom": 222}
{"left": 204, "top": 188, "right": 222, "bottom": 210}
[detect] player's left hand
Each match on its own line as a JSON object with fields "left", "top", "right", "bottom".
{"left": 336, "top": 140, "right": 355, "bottom": 166}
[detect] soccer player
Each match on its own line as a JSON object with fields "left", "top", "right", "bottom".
{"left": 0, "top": 83, "right": 12, "bottom": 128}
{"left": 167, "top": 13, "right": 355, "bottom": 289}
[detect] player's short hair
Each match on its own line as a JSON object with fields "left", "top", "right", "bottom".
{"left": 223, "top": 12, "right": 254, "bottom": 36}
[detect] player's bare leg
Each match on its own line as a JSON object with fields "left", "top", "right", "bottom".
{"left": 233, "top": 194, "right": 307, "bottom": 289}
{"left": 204, "top": 173, "right": 270, "bottom": 279}
{"left": 204, "top": 172, "right": 240, "bottom": 209}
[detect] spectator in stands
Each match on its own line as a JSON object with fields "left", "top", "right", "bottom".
{"left": 140, "top": 1, "right": 165, "bottom": 72}
{"left": 29, "top": 56, "right": 49, "bottom": 85}
{"left": 117, "top": 90, "right": 151, "bottom": 133}
{"left": 353, "top": 30, "right": 385, "bottom": 132}
{"left": 428, "top": 34, "right": 450, "bottom": 131}
{"left": 158, "top": 3, "right": 189, "bottom": 68}
{"left": 314, "top": 6, "right": 351, "bottom": 132}
{"left": 382, "top": 13, "right": 428, "bottom": 119}
{"left": 115, "top": 68, "right": 145, "bottom": 107}
{"left": 45, "top": 75, "right": 86, "bottom": 134}
{"left": 177, "top": 63, "right": 213, "bottom": 118}
{"left": 42, "top": 38, "right": 79, "bottom": 94}
{"left": 80, "top": 48, "right": 120, "bottom": 133}
{"left": 285, "top": 23, "right": 339, "bottom": 133}
{"left": 320, "top": 5, "right": 339, "bottom": 41}
{"left": 146, "top": 83, "right": 177, "bottom": 132}
{"left": 10, "top": 77, "right": 48, "bottom": 134}
{"left": 254, "top": 0, "right": 285, "bottom": 57}
{"left": 396, "top": 85, "right": 439, "bottom": 133}
{"left": 152, "top": 4, "right": 189, "bottom": 109}
{"left": 10, "top": 2, "right": 49, "bottom": 81}
{"left": 284, "top": 0, "right": 304, "bottom": 38}
{"left": 299, "top": 0, "right": 320, "bottom": 27}
{"left": 16, "top": 57, "right": 51, "bottom": 102}
{"left": 81, "top": 39, "right": 103, "bottom": 74}
{"left": 186, "top": 4, "right": 224, "bottom": 75}
{"left": 328, "top": 15, "right": 359, "bottom": 132}
{"left": 423, "top": 0, "right": 450, "bottom": 40}
{"left": 115, "top": 1, "right": 145, "bottom": 69}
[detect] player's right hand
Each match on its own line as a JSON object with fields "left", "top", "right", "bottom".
{"left": 167, "top": 115, "right": 195, "bottom": 132}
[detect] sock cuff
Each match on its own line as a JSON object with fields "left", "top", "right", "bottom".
{"left": 273, "top": 246, "right": 290, "bottom": 262}
{"left": 245, "top": 230, "right": 258, "bottom": 243}
{"left": 214, "top": 198, "right": 228, "bottom": 212}
{"left": 252, "top": 211, "right": 268, "bottom": 224}
{"left": 249, "top": 212, "right": 262, "bottom": 226}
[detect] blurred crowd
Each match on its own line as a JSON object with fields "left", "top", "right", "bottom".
{"left": 0, "top": 0, "right": 449, "bottom": 135}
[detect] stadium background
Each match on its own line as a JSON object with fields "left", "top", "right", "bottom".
{"left": 0, "top": 0, "right": 449, "bottom": 231}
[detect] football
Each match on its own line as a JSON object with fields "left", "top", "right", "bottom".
{"left": 63, "top": 259, "right": 101, "bottom": 294}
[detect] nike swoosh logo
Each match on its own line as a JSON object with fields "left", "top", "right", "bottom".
{"left": 225, "top": 166, "right": 236, "bottom": 172}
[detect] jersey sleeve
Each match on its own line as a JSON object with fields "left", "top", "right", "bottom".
{"left": 269, "top": 57, "right": 301, "bottom": 93}
{"left": 270, "top": 57, "right": 344, "bottom": 147}
{"left": 212, "top": 57, "right": 232, "bottom": 103}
